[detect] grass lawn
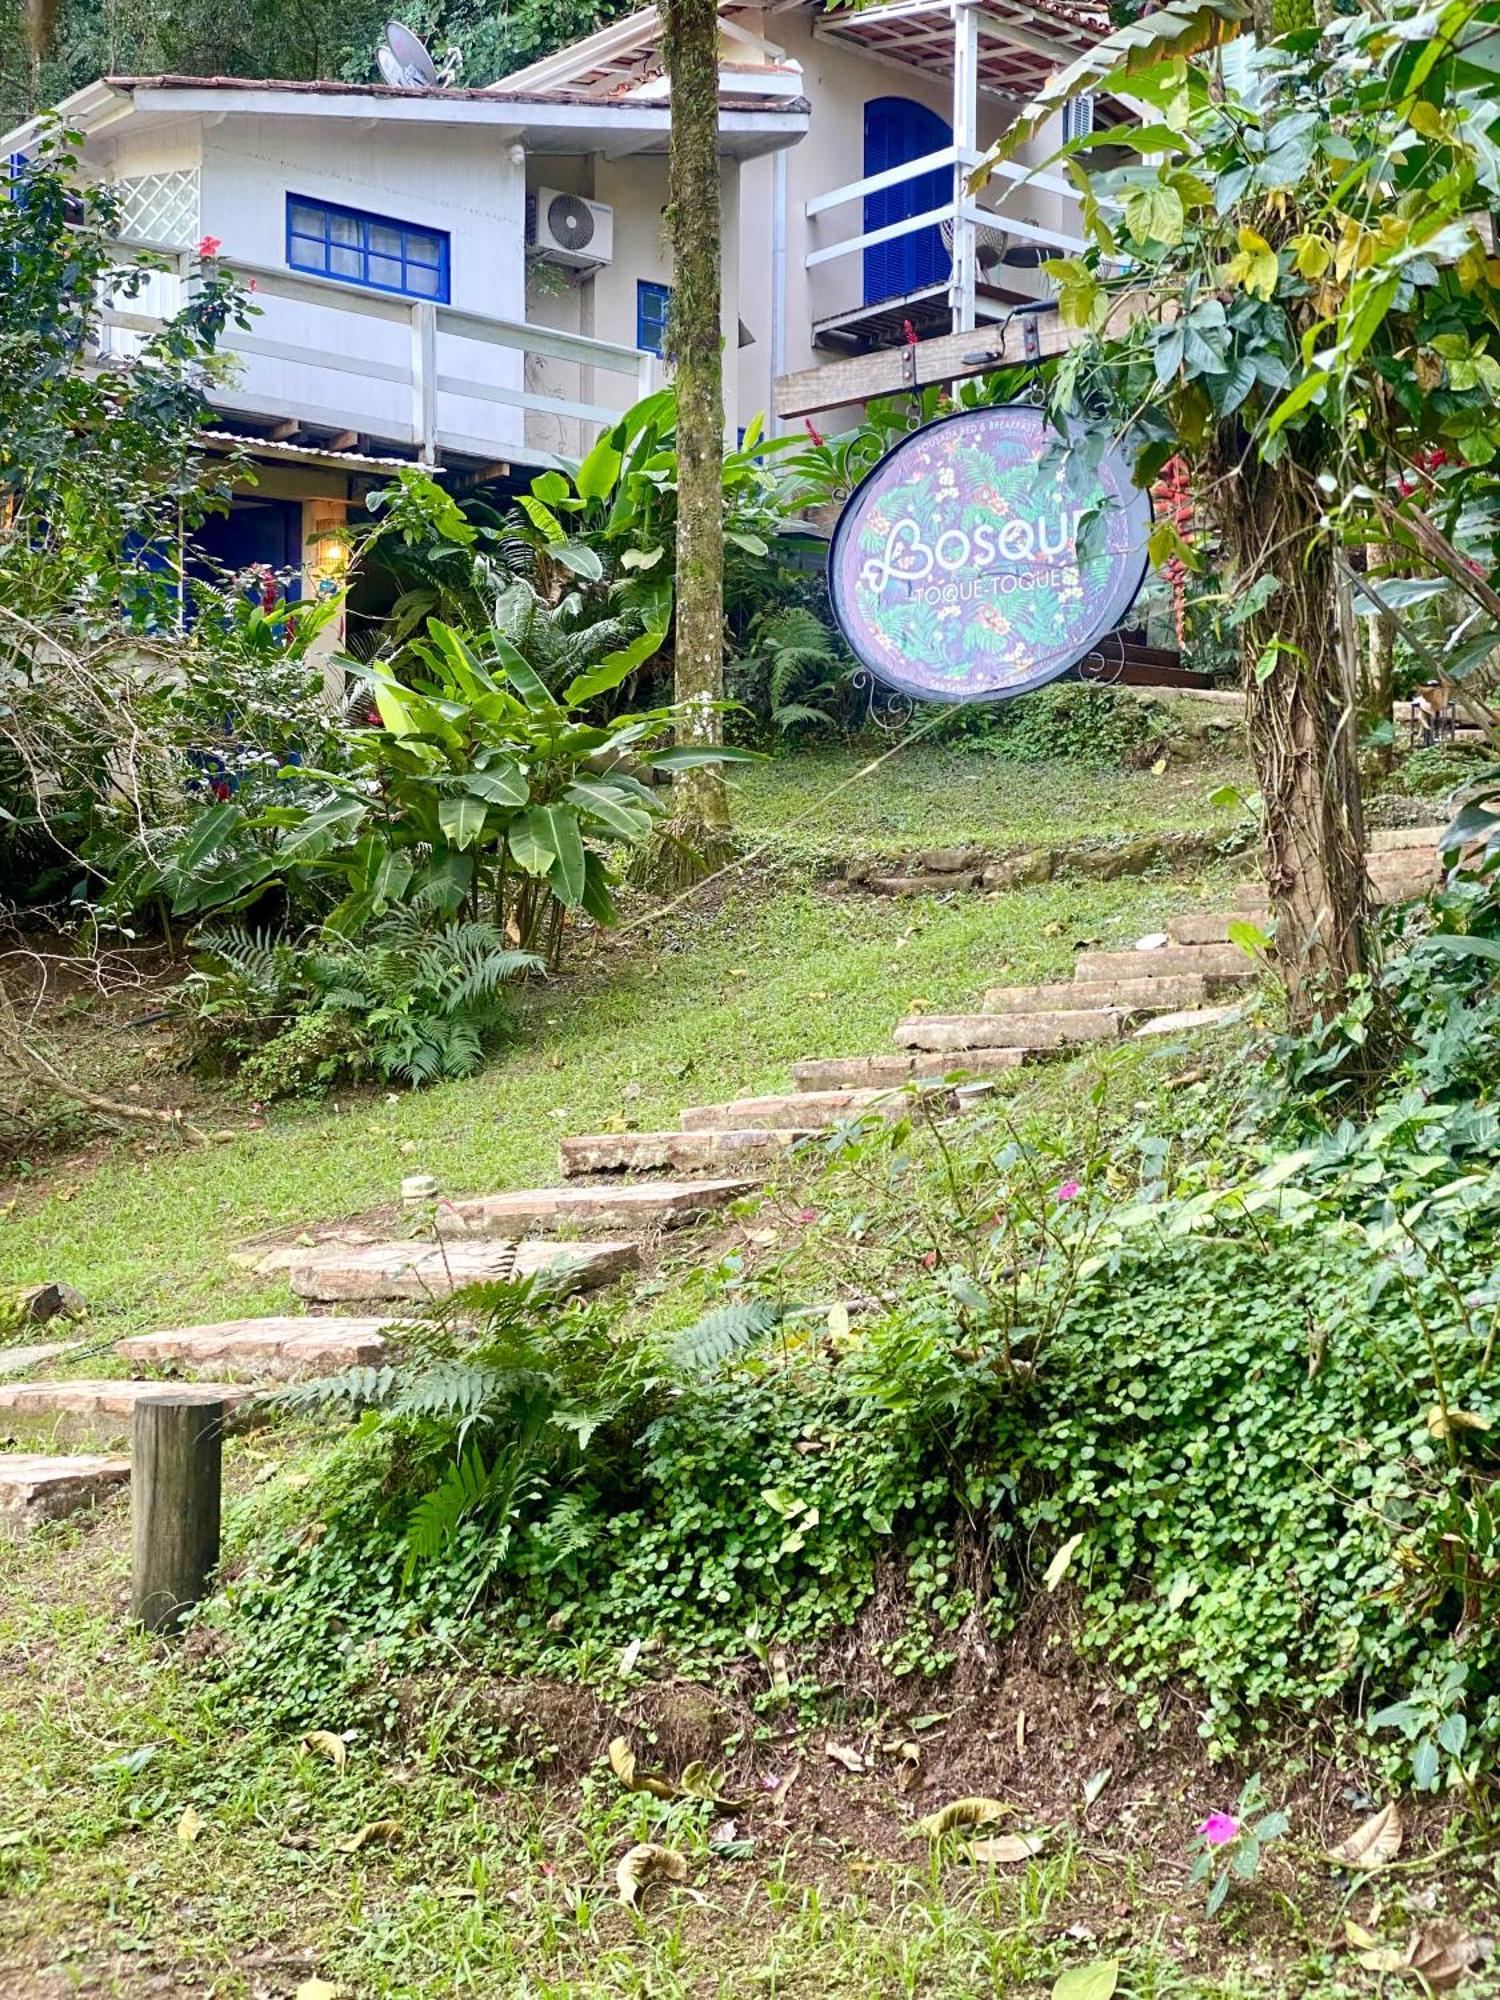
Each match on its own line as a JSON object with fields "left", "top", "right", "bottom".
{"left": 1, "top": 857, "right": 1246, "bottom": 1337}
{"left": 727, "top": 732, "right": 1251, "bottom": 861}
{"left": 16, "top": 742, "right": 1450, "bottom": 2000}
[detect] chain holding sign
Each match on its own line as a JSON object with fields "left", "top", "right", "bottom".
{"left": 827, "top": 406, "right": 1152, "bottom": 706}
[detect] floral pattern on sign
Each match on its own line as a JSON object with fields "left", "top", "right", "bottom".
{"left": 828, "top": 406, "right": 1151, "bottom": 705}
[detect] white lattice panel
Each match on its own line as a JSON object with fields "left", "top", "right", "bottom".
{"left": 115, "top": 170, "right": 200, "bottom": 250}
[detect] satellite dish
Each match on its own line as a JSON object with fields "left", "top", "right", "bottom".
{"left": 378, "top": 20, "right": 439, "bottom": 87}
{"left": 546, "top": 193, "right": 597, "bottom": 255}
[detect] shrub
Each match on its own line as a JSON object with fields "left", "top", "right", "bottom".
{"left": 936, "top": 681, "right": 1175, "bottom": 767}
{"left": 187, "top": 915, "right": 539, "bottom": 1095}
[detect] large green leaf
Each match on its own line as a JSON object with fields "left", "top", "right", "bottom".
{"left": 438, "top": 795, "right": 489, "bottom": 851}
{"left": 645, "top": 745, "right": 760, "bottom": 771}
{"left": 280, "top": 796, "right": 370, "bottom": 859}
{"left": 552, "top": 540, "right": 605, "bottom": 582}
{"left": 564, "top": 778, "right": 654, "bottom": 842}
{"left": 544, "top": 806, "right": 587, "bottom": 906}
{"left": 563, "top": 629, "right": 665, "bottom": 708}
{"left": 173, "top": 800, "right": 242, "bottom": 875}
{"left": 490, "top": 634, "right": 559, "bottom": 713}
{"left": 575, "top": 429, "right": 623, "bottom": 503}
{"left": 463, "top": 761, "right": 529, "bottom": 807}
{"left": 508, "top": 806, "right": 558, "bottom": 877}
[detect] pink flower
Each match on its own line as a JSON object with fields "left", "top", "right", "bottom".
{"left": 1056, "top": 1179, "right": 1081, "bottom": 1202}
{"left": 803, "top": 418, "right": 826, "bottom": 448}
{"left": 197, "top": 234, "right": 222, "bottom": 258}
{"left": 1199, "top": 1813, "right": 1239, "bottom": 1846}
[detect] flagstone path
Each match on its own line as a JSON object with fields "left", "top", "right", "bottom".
{"left": 0, "top": 826, "right": 1445, "bottom": 1533}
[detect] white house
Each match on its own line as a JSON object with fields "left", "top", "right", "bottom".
{"left": 2, "top": 0, "right": 1116, "bottom": 594}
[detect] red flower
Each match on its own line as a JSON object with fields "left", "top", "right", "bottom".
{"left": 197, "top": 234, "right": 222, "bottom": 258}
{"left": 803, "top": 417, "right": 826, "bottom": 448}
{"left": 903, "top": 319, "right": 919, "bottom": 350}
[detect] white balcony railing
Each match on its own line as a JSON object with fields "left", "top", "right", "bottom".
{"left": 98, "top": 247, "right": 658, "bottom": 467}
{"left": 802, "top": 146, "right": 1088, "bottom": 326}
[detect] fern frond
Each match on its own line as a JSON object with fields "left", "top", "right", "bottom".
{"left": 392, "top": 1358, "right": 506, "bottom": 1422}
{"left": 404, "top": 1443, "right": 499, "bottom": 1568}
{"left": 272, "top": 1364, "right": 400, "bottom": 1414}
{"left": 667, "top": 1300, "right": 783, "bottom": 1373}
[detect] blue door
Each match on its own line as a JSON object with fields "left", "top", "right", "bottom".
{"left": 863, "top": 96, "right": 952, "bottom": 307}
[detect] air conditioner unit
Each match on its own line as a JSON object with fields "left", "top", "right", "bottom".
{"left": 527, "top": 188, "right": 614, "bottom": 268}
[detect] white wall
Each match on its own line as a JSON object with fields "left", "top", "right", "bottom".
{"left": 191, "top": 116, "right": 527, "bottom": 454}
{"left": 738, "top": 9, "right": 1085, "bottom": 431}
{"left": 522, "top": 152, "right": 742, "bottom": 459}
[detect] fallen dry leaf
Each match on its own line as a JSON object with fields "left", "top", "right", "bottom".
{"left": 333, "top": 1819, "right": 401, "bottom": 1853}
{"left": 1427, "top": 1406, "right": 1493, "bottom": 1439}
{"left": 825, "top": 1742, "right": 869, "bottom": 1773}
{"left": 1325, "top": 1800, "right": 1402, "bottom": 1871}
{"left": 616, "top": 1842, "right": 689, "bottom": 1910}
{"left": 300, "top": 1731, "right": 347, "bottom": 1773}
{"left": 294, "top": 1982, "right": 342, "bottom": 2000}
{"left": 176, "top": 1804, "right": 203, "bottom": 1845}
{"left": 679, "top": 1761, "right": 746, "bottom": 1809}
{"left": 913, "top": 1797, "right": 1011, "bottom": 1839}
{"left": 768, "top": 1764, "right": 800, "bottom": 1810}
{"left": 966, "top": 1832, "right": 1049, "bottom": 1864}
{"left": 608, "top": 1737, "right": 676, "bottom": 1801}
{"left": 1406, "top": 1921, "right": 1484, "bottom": 1989}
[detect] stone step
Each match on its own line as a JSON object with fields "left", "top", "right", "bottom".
{"left": 116, "top": 1317, "right": 392, "bottom": 1382}
{"left": 1232, "top": 853, "right": 1442, "bottom": 915}
{"left": 1133, "top": 1005, "right": 1238, "bottom": 1037}
{"left": 291, "top": 1238, "right": 637, "bottom": 1304}
{"left": 561, "top": 1129, "right": 804, "bottom": 1177}
{"left": 1369, "top": 825, "right": 1445, "bottom": 853}
{"left": 793, "top": 1047, "right": 1034, "bottom": 1092}
{"left": 0, "top": 1379, "right": 252, "bottom": 1441}
{"left": 1163, "top": 913, "right": 1262, "bottom": 948}
{"left": 0, "top": 1452, "right": 130, "bottom": 1536}
{"left": 982, "top": 974, "right": 1217, "bottom": 1014}
{"left": 439, "top": 1178, "right": 754, "bottom": 1238}
{"left": 0, "top": 1342, "right": 80, "bottom": 1378}
{"left": 679, "top": 1089, "right": 901, "bottom": 1132}
{"left": 894, "top": 1009, "right": 1124, "bottom": 1054}
{"left": 1073, "top": 944, "right": 1259, "bottom": 983}
{"left": 866, "top": 870, "right": 981, "bottom": 896}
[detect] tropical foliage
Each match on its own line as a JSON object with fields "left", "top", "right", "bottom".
{"left": 977, "top": 0, "right": 1500, "bottom": 1013}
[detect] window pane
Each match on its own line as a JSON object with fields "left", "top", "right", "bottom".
{"left": 289, "top": 233, "right": 327, "bottom": 270}
{"left": 329, "top": 211, "right": 362, "bottom": 246}
{"left": 288, "top": 202, "right": 323, "bottom": 237}
{"left": 367, "top": 253, "right": 403, "bottom": 290}
{"left": 330, "top": 244, "right": 363, "bottom": 277}
{"left": 405, "top": 261, "right": 442, "bottom": 297}
{"left": 405, "top": 230, "right": 441, "bottom": 265}
{"left": 368, "top": 222, "right": 402, "bottom": 257}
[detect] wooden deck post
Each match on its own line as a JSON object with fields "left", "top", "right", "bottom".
{"left": 131, "top": 1393, "right": 223, "bottom": 1635}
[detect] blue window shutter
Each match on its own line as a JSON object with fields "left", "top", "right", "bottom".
{"left": 637, "top": 279, "right": 672, "bottom": 356}
{"left": 862, "top": 96, "right": 953, "bottom": 308}
{"left": 285, "top": 194, "right": 450, "bottom": 302}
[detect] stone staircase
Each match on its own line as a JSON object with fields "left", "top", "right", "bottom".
{"left": 0, "top": 827, "right": 1445, "bottom": 1535}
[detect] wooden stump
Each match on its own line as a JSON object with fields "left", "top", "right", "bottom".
{"left": 130, "top": 1393, "right": 223, "bottom": 1634}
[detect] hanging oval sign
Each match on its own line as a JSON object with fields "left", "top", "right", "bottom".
{"left": 827, "top": 404, "right": 1152, "bottom": 705}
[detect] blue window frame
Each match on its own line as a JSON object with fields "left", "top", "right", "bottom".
{"left": 636, "top": 279, "right": 672, "bottom": 357}
{"left": 285, "top": 194, "right": 450, "bottom": 302}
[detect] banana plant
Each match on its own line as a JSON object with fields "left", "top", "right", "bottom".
{"left": 220, "top": 616, "right": 750, "bottom": 962}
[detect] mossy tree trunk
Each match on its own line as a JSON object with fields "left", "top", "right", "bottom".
{"left": 1214, "top": 452, "right": 1368, "bottom": 1022}
{"left": 662, "top": 0, "right": 731, "bottom": 851}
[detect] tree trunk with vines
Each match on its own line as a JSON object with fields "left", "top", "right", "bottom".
{"left": 662, "top": 0, "right": 731, "bottom": 864}
{"left": 1361, "top": 541, "right": 1396, "bottom": 775}
{"left": 1213, "top": 452, "right": 1368, "bottom": 1023}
